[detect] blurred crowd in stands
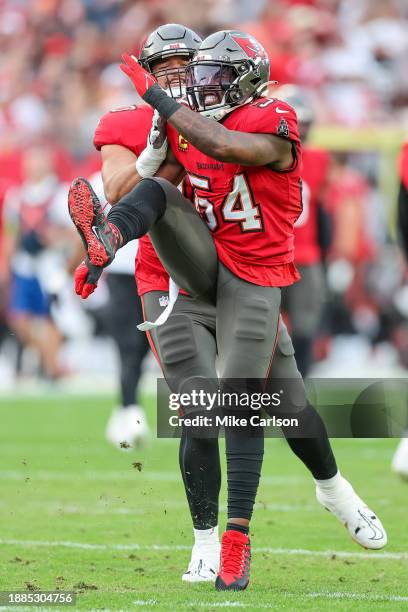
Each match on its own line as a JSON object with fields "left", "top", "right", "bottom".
{"left": 1, "top": 0, "right": 408, "bottom": 386}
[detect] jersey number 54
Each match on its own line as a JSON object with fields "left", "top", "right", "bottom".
{"left": 188, "top": 173, "right": 263, "bottom": 233}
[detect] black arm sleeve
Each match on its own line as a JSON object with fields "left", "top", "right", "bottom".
{"left": 397, "top": 181, "right": 408, "bottom": 262}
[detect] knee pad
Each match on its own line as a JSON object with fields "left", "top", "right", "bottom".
{"left": 156, "top": 314, "right": 197, "bottom": 365}
{"left": 234, "top": 296, "right": 271, "bottom": 341}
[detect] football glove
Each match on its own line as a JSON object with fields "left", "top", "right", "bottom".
{"left": 120, "top": 53, "right": 180, "bottom": 120}
{"left": 135, "top": 110, "right": 168, "bottom": 178}
{"left": 74, "top": 259, "right": 103, "bottom": 299}
{"left": 120, "top": 53, "right": 157, "bottom": 97}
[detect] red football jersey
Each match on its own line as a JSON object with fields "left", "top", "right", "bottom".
{"left": 294, "top": 147, "right": 331, "bottom": 265}
{"left": 94, "top": 104, "right": 170, "bottom": 295}
{"left": 167, "top": 98, "right": 302, "bottom": 286}
{"left": 400, "top": 142, "right": 408, "bottom": 191}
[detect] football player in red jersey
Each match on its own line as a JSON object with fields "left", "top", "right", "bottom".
{"left": 68, "top": 31, "right": 387, "bottom": 590}
{"left": 392, "top": 140, "right": 408, "bottom": 478}
{"left": 276, "top": 85, "right": 332, "bottom": 376}
{"left": 90, "top": 24, "right": 222, "bottom": 582}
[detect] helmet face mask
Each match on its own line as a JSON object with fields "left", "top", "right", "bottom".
{"left": 186, "top": 62, "right": 242, "bottom": 113}
{"left": 185, "top": 30, "right": 270, "bottom": 120}
{"left": 151, "top": 61, "right": 190, "bottom": 100}
{"left": 138, "top": 24, "right": 202, "bottom": 100}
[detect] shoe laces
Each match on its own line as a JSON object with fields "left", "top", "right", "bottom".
{"left": 220, "top": 534, "right": 248, "bottom": 576}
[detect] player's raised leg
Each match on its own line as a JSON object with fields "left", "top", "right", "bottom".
{"left": 146, "top": 177, "right": 218, "bottom": 303}
{"left": 68, "top": 176, "right": 217, "bottom": 302}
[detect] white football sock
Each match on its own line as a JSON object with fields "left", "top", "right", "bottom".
{"left": 193, "top": 526, "right": 219, "bottom": 545}
{"left": 314, "top": 470, "right": 346, "bottom": 499}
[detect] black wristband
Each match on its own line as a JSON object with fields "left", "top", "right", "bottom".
{"left": 143, "top": 83, "right": 181, "bottom": 120}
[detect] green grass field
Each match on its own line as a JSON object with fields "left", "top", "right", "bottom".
{"left": 1, "top": 395, "right": 407, "bottom": 611}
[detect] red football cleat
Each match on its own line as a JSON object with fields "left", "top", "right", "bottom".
{"left": 215, "top": 530, "right": 251, "bottom": 591}
{"left": 68, "top": 177, "right": 120, "bottom": 267}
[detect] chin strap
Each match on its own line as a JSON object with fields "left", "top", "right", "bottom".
{"left": 256, "top": 80, "right": 279, "bottom": 98}
{"left": 206, "top": 98, "right": 251, "bottom": 122}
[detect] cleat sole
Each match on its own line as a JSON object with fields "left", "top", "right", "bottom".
{"left": 68, "top": 178, "right": 110, "bottom": 267}
{"left": 215, "top": 582, "right": 249, "bottom": 591}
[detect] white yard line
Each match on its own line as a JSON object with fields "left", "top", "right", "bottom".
{"left": 253, "top": 546, "right": 408, "bottom": 560}
{"left": 0, "top": 470, "right": 179, "bottom": 482}
{"left": 1, "top": 539, "right": 407, "bottom": 560}
{"left": 0, "top": 499, "right": 317, "bottom": 514}
{"left": 0, "top": 539, "right": 188, "bottom": 551}
{"left": 307, "top": 592, "right": 408, "bottom": 602}
{"left": 0, "top": 470, "right": 305, "bottom": 485}
{"left": 3, "top": 594, "right": 408, "bottom": 612}
{"left": 4, "top": 597, "right": 408, "bottom": 612}
{"left": 133, "top": 593, "right": 408, "bottom": 607}
{"left": 184, "top": 604, "right": 246, "bottom": 609}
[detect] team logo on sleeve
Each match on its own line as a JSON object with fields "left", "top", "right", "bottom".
{"left": 178, "top": 134, "right": 189, "bottom": 151}
{"left": 277, "top": 118, "right": 289, "bottom": 138}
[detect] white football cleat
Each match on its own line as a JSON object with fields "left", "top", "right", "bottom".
{"left": 391, "top": 438, "right": 408, "bottom": 479}
{"left": 182, "top": 542, "right": 220, "bottom": 583}
{"left": 316, "top": 476, "right": 387, "bottom": 550}
{"left": 106, "top": 405, "right": 150, "bottom": 449}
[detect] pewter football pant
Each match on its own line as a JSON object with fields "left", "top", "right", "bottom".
{"left": 143, "top": 178, "right": 337, "bottom": 522}
{"left": 142, "top": 291, "right": 220, "bottom": 530}
{"left": 147, "top": 178, "right": 218, "bottom": 304}
{"left": 281, "top": 262, "right": 325, "bottom": 376}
